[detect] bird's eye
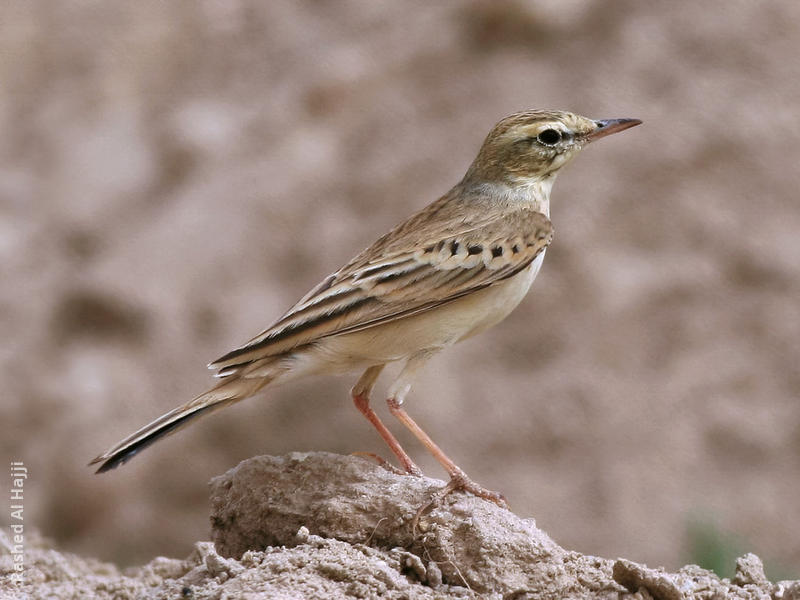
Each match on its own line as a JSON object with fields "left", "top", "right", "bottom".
{"left": 537, "top": 128, "right": 562, "bottom": 146}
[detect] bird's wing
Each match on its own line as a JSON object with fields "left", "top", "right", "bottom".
{"left": 209, "top": 207, "right": 553, "bottom": 371}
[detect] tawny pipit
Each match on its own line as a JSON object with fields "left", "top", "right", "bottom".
{"left": 91, "top": 110, "right": 641, "bottom": 505}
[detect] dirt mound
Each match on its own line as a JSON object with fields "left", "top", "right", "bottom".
{"left": 3, "top": 453, "right": 798, "bottom": 599}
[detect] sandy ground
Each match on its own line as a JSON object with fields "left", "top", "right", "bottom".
{"left": 2, "top": 0, "right": 799, "bottom": 577}
{"left": 3, "top": 453, "right": 799, "bottom": 599}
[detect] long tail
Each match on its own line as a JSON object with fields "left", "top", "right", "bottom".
{"left": 89, "top": 375, "right": 273, "bottom": 474}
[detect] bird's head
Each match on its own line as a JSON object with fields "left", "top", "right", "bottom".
{"left": 465, "top": 110, "right": 641, "bottom": 186}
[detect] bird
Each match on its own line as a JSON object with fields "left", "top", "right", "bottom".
{"left": 90, "top": 109, "right": 641, "bottom": 506}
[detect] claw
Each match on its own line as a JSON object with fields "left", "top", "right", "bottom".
{"left": 411, "top": 472, "right": 509, "bottom": 534}
{"left": 448, "top": 471, "right": 509, "bottom": 508}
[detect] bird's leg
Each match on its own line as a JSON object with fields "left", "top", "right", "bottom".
{"left": 387, "top": 353, "right": 508, "bottom": 509}
{"left": 351, "top": 364, "right": 422, "bottom": 476}
{"left": 387, "top": 400, "right": 508, "bottom": 508}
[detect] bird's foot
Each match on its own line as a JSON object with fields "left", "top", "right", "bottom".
{"left": 446, "top": 470, "right": 509, "bottom": 509}
{"left": 412, "top": 470, "right": 508, "bottom": 533}
{"left": 351, "top": 451, "right": 422, "bottom": 477}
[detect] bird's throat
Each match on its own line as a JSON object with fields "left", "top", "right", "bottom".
{"left": 469, "top": 176, "right": 554, "bottom": 217}
{"left": 520, "top": 175, "right": 554, "bottom": 217}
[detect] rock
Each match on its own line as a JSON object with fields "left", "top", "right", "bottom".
{"left": 733, "top": 553, "right": 769, "bottom": 587}
{"left": 209, "top": 452, "right": 577, "bottom": 595}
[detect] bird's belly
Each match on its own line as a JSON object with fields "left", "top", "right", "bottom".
{"left": 456, "top": 249, "right": 545, "bottom": 342}
{"left": 310, "top": 251, "right": 545, "bottom": 367}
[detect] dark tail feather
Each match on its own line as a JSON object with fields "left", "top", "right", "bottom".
{"left": 90, "top": 374, "right": 274, "bottom": 474}
{"left": 90, "top": 400, "right": 232, "bottom": 473}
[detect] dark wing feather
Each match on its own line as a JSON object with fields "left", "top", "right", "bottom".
{"left": 210, "top": 207, "right": 552, "bottom": 371}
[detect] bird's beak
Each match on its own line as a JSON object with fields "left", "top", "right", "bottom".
{"left": 586, "top": 118, "right": 642, "bottom": 142}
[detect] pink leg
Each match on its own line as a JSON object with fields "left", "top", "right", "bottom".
{"left": 387, "top": 397, "right": 507, "bottom": 508}
{"left": 351, "top": 365, "right": 422, "bottom": 476}
{"left": 385, "top": 353, "right": 508, "bottom": 509}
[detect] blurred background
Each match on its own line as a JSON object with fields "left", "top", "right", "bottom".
{"left": 2, "top": 0, "right": 799, "bottom": 576}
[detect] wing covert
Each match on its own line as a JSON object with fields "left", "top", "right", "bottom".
{"left": 210, "top": 208, "right": 552, "bottom": 371}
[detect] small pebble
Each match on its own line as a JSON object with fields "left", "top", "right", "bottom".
{"left": 295, "top": 526, "right": 310, "bottom": 544}
{"left": 426, "top": 561, "right": 443, "bottom": 588}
